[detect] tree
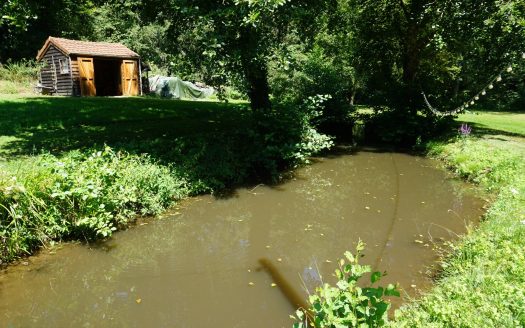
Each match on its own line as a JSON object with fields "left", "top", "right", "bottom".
{"left": 346, "top": 0, "right": 525, "bottom": 113}
{"left": 0, "top": 0, "right": 97, "bottom": 62}
{"left": 141, "top": 0, "right": 322, "bottom": 110}
{"left": 0, "top": 0, "right": 36, "bottom": 28}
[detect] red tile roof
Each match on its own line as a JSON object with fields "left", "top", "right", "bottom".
{"left": 37, "top": 37, "right": 139, "bottom": 60}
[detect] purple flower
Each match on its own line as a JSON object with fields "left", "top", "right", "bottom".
{"left": 459, "top": 123, "right": 472, "bottom": 136}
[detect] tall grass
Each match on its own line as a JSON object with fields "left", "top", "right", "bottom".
{"left": 0, "top": 59, "right": 40, "bottom": 94}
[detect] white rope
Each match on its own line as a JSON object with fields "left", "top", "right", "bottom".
{"left": 423, "top": 52, "right": 524, "bottom": 116}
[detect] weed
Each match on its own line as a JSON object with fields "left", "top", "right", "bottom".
{"left": 292, "top": 241, "right": 399, "bottom": 328}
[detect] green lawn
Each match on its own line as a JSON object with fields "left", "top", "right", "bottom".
{"left": 0, "top": 95, "right": 250, "bottom": 158}
{"left": 458, "top": 111, "right": 525, "bottom": 137}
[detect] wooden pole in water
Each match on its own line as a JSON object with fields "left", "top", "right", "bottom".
{"left": 257, "top": 258, "right": 313, "bottom": 320}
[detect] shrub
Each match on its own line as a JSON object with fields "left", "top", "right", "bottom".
{"left": 363, "top": 108, "right": 455, "bottom": 146}
{"left": 269, "top": 45, "right": 356, "bottom": 138}
{"left": 0, "top": 147, "right": 188, "bottom": 263}
{"left": 292, "top": 241, "right": 399, "bottom": 328}
{"left": 120, "top": 103, "right": 333, "bottom": 193}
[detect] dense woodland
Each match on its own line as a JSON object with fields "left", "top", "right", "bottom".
{"left": 2, "top": 1, "right": 524, "bottom": 118}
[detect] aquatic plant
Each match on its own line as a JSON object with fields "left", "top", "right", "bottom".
{"left": 292, "top": 241, "right": 399, "bottom": 328}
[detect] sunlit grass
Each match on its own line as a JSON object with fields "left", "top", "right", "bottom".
{"left": 458, "top": 111, "right": 525, "bottom": 136}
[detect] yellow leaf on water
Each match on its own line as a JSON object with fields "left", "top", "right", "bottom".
{"left": 248, "top": 282, "right": 255, "bottom": 286}
{"left": 271, "top": 283, "right": 277, "bottom": 287}
{"left": 136, "top": 298, "right": 142, "bottom": 304}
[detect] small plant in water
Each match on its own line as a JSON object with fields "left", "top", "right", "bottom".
{"left": 292, "top": 241, "right": 399, "bottom": 328}
{"left": 458, "top": 123, "right": 472, "bottom": 137}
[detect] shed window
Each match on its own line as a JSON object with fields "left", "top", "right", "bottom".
{"left": 59, "top": 59, "right": 69, "bottom": 74}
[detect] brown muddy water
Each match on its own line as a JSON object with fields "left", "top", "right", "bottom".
{"left": 0, "top": 151, "right": 485, "bottom": 328}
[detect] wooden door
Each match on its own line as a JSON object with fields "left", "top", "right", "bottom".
{"left": 78, "top": 57, "right": 96, "bottom": 96}
{"left": 121, "top": 60, "right": 139, "bottom": 96}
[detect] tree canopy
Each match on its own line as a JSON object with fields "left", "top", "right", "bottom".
{"left": 1, "top": 0, "right": 523, "bottom": 114}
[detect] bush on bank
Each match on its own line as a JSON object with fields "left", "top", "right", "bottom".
{"left": 0, "top": 148, "right": 189, "bottom": 263}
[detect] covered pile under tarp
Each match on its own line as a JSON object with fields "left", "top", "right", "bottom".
{"left": 149, "top": 76, "right": 214, "bottom": 99}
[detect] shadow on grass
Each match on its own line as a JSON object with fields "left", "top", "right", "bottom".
{"left": 455, "top": 120, "right": 525, "bottom": 138}
{"left": 0, "top": 96, "right": 331, "bottom": 195}
{"left": 0, "top": 96, "right": 251, "bottom": 158}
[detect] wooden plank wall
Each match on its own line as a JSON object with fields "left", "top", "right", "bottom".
{"left": 39, "top": 45, "right": 74, "bottom": 96}
{"left": 70, "top": 56, "right": 81, "bottom": 96}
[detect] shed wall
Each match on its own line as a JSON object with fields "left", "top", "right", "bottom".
{"left": 39, "top": 45, "right": 74, "bottom": 96}
{"left": 70, "top": 56, "right": 81, "bottom": 96}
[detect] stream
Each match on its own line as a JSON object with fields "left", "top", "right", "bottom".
{"left": 0, "top": 150, "right": 485, "bottom": 327}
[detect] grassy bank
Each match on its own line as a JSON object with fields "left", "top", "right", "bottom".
{"left": 0, "top": 95, "right": 332, "bottom": 264}
{"left": 392, "top": 113, "right": 525, "bottom": 326}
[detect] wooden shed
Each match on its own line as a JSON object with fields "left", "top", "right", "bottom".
{"left": 36, "top": 37, "right": 142, "bottom": 97}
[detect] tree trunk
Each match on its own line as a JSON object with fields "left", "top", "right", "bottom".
{"left": 402, "top": 24, "right": 421, "bottom": 114}
{"left": 239, "top": 26, "right": 271, "bottom": 111}
{"left": 349, "top": 89, "right": 357, "bottom": 106}
{"left": 243, "top": 60, "right": 271, "bottom": 111}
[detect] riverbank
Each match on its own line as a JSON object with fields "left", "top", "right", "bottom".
{"left": 393, "top": 113, "right": 525, "bottom": 326}
{"left": 0, "top": 95, "right": 332, "bottom": 265}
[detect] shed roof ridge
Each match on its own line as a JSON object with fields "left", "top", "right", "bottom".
{"left": 50, "top": 36, "right": 128, "bottom": 48}
{"left": 37, "top": 36, "right": 140, "bottom": 60}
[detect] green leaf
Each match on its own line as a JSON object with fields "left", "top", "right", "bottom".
{"left": 371, "top": 271, "right": 382, "bottom": 283}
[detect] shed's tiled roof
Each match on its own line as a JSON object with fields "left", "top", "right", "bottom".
{"left": 37, "top": 37, "right": 139, "bottom": 60}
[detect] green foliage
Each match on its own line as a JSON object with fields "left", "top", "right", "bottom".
{"left": 0, "top": 59, "right": 40, "bottom": 83}
{"left": 92, "top": 2, "right": 174, "bottom": 72}
{"left": 0, "top": 0, "right": 36, "bottom": 28}
{"left": 0, "top": 147, "right": 188, "bottom": 263}
{"left": 362, "top": 108, "right": 454, "bottom": 146}
{"left": 292, "top": 241, "right": 399, "bottom": 328}
{"left": 270, "top": 44, "right": 356, "bottom": 131}
{"left": 1, "top": 0, "right": 97, "bottom": 62}
{"left": 125, "top": 102, "right": 333, "bottom": 193}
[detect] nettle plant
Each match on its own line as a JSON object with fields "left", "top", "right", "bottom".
{"left": 292, "top": 241, "right": 399, "bottom": 328}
